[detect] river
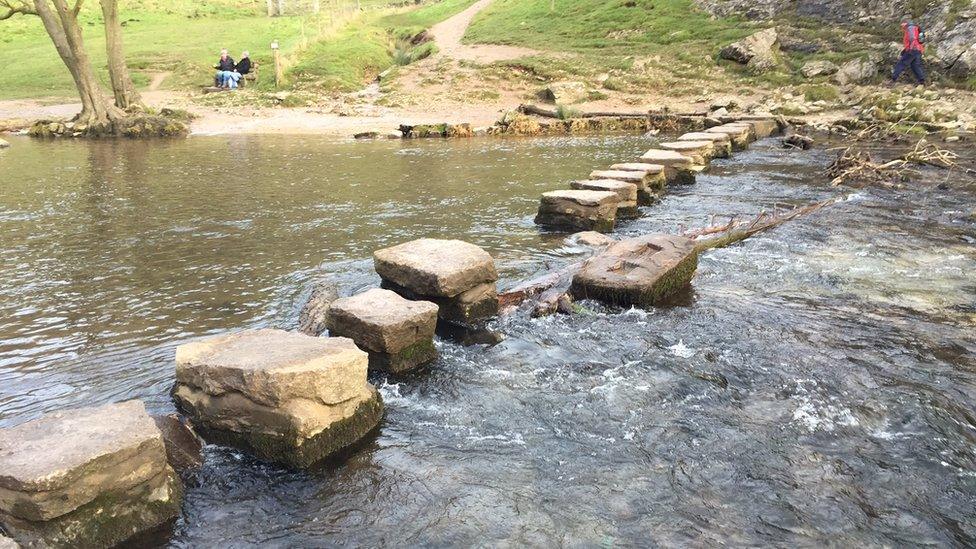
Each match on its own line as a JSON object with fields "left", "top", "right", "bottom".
{"left": 0, "top": 134, "right": 974, "bottom": 546}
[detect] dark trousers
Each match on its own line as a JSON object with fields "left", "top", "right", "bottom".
{"left": 892, "top": 50, "right": 925, "bottom": 83}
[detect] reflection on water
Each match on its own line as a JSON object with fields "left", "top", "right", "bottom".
{"left": 0, "top": 134, "right": 974, "bottom": 546}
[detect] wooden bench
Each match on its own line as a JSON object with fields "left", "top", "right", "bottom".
{"left": 203, "top": 62, "right": 260, "bottom": 93}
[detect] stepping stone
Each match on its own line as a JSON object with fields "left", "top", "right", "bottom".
{"left": 172, "top": 329, "right": 383, "bottom": 469}
{"left": 0, "top": 401, "right": 182, "bottom": 548}
{"left": 677, "top": 132, "right": 733, "bottom": 158}
{"left": 658, "top": 140, "right": 716, "bottom": 165}
{"left": 327, "top": 288, "right": 439, "bottom": 374}
{"left": 735, "top": 116, "right": 780, "bottom": 138}
{"left": 639, "top": 149, "right": 697, "bottom": 185}
{"left": 570, "top": 234, "right": 698, "bottom": 308}
{"left": 535, "top": 190, "right": 618, "bottom": 233}
{"left": 589, "top": 168, "right": 664, "bottom": 204}
{"left": 374, "top": 239, "right": 499, "bottom": 325}
{"left": 570, "top": 179, "right": 638, "bottom": 217}
{"left": 704, "top": 125, "right": 753, "bottom": 149}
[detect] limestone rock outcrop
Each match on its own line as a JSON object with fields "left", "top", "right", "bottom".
{"left": 719, "top": 28, "right": 781, "bottom": 73}
{"left": 801, "top": 60, "right": 839, "bottom": 78}
{"left": 172, "top": 329, "right": 383, "bottom": 469}
{"left": 0, "top": 401, "right": 182, "bottom": 548}
{"left": 834, "top": 56, "right": 878, "bottom": 85}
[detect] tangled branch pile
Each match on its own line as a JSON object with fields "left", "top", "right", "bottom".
{"left": 826, "top": 139, "right": 965, "bottom": 188}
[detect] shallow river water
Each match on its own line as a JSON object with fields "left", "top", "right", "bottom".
{"left": 0, "top": 134, "right": 974, "bottom": 547}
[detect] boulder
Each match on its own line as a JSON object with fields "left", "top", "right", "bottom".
{"left": 172, "top": 329, "right": 383, "bottom": 469}
{"left": 783, "top": 134, "right": 814, "bottom": 150}
{"left": 801, "top": 60, "right": 839, "bottom": 78}
{"left": 639, "top": 149, "right": 697, "bottom": 185}
{"left": 542, "top": 81, "right": 588, "bottom": 105}
{"left": 658, "top": 140, "right": 717, "bottom": 164}
{"left": 152, "top": 414, "right": 204, "bottom": 474}
{"left": 570, "top": 179, "right": 638, "bottom": 217}
{"left": 833, "top": 57, "right": 878, "bottom": 85}
{"left": 570, "top": 235, "right": 699, "bottom": 308}
{"left": 326, "top": 289, "right": 439, "bottom": 374}
{"left": 0, "top": 139, "right": 9, "bottom": 149}
{"left": 535, "top": 190, "right": 619, "bottom": 233}
{"left": 297, "top": 279, "right": 339, "bottom": 336}
{"left": 719, "top": 28, "right": 780, "bottom": 73}
{"left": 374, "top": 239, "right": 499, "bottom": 324}
{"left": 0, "top": 401, "right": 182, "bottom": 548}
{"left": 735, "top": 117, "right": 781, "bottom": 138}
{"left": 0, "top": 535, "right": 17, "bottom": 548}
{"left": 935, "top": 20, "right": 976, "bottom": 78}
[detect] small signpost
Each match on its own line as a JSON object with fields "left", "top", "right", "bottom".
{"left": 271, "top": 40, "right": 282, "bottom": 88}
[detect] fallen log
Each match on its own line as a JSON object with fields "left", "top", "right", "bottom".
{"left": 517, "top": 103, "right": 707, "bottom": 120}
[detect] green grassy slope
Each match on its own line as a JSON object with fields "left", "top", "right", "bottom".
{"left": 0, "top": 0, "right": 441, "bottom": 100}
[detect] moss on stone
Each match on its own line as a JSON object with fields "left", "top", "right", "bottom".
{"left": 368, "top": 339, "right": 437, "bottom": 374}
{"left": 189, "top": 389, "right": 384, "bottom": 470}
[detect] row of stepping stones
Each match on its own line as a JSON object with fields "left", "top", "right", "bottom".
{"left": 0, "top": 239, "right": 502, "bottom": 548}
{"left": 535, "top": 116, "right": 781, "bottom": 233}
{"left": 0, "top": 118, "right": 782, "bottom": 547}
{"left": 544, "top": 117, "right": 783, "bottom": 308}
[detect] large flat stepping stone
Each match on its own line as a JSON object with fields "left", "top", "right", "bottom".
{"left": 374, "top": 239, "right": 499, "bottom": 324}
{"left": 327, "top": 288, "right": 439, "bottom": 373}
{"left": 658, "top": 140, "right": 716, "bottom": 164}
{"left": 173, "top": 329, "right": 383, "bottom": 469}
{"left": 735, "top": 116, "right": 780, "bottom": 138}
{"left": 678, "top": 132, "right": 733, "bottom": 158}
{"left": 639, "top": 150, "right": 697, "bottom": 185}
{"left": 570, "top": 234, "right": 698, "bottom": 308}
{"left": 0, "top": 401, "right": 181, "bottom": 548}
{"left": 570, "top": 179, "right": 638, "bottom": 217}
{"left": 705, "top": 125, "right": 754, "bottom": 148}
{"left": 591, "top": 168, "right": 665, "bottom": 203}
{"left": 536, "top": 190, "right": 618, "bottom": 233}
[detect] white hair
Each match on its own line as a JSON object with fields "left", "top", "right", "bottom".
{"left": 220, "top": 49, "right": 228, "bottom": 55}
{"left": 242, "top": 51, "right": 250, "bottom": 57}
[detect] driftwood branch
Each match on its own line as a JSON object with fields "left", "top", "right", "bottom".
{"left": 826, "top": 138, "right": 964, "bottom": 187}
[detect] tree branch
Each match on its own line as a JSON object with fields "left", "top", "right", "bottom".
{"left": 0, "top": 0, "right": 36, "bottom": 19}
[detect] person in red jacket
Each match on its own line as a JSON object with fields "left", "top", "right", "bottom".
{"left": 891, "top": 20, "right": 926, "bottom": 85}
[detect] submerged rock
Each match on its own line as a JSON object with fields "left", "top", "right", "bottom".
{"left": 568, "top": 231, "right": 617, "bottom": 248}
{"left": 297, "top": 279, "right": 340, "bottom": 336}
{"left": 570, "top": 234, "right": 699, "bottom": 308}
{"left": 535, "top": 190, "right": 619, "bottom": 233}
{"left": 172, "top": 329, "right": 383, "bottom": 469}
{"left": 152, "top": 414, "right": 204, "bottom": 474}
{"left": 0, "top": 401, "right": 182, "bottom": 548}
{"left": 327, "top": 288, "right": 439, "bottom": 374}
{"left": 374, "top": 239, "right": 499, "bottom": 325}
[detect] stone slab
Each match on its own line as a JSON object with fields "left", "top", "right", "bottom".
{"left": 570, "top": 234, "right": 699, "bottom": 307}
{"left": 639, "top": 150, "right": 697, "bottom": 185}
{"left": 588, "top": 170, "right": 648, "bottom": 189}
{"left": 658, "top": 141, "right": 715, "bottom": 164}
{"left": 0, "top": 401, "right": 169, "bottom": 522}
{"left": 570, "top": 180, "right": 638, "bottom": 216}
{"left": 535, "top": 190, "right": 619, "bottom": 232}
{"left": 175, "top": 329, "right": 367, "bottom": 408}
{"left": 327, "top": 289, "right": 438, "bottom": 355}
{"left": 373, "top": 239, "right": 498, "bottom": 298}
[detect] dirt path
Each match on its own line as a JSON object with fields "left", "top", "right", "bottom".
{"left": 428, "top": 0, "right": 540, "bottom": 63}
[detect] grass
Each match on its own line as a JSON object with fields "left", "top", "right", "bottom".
{"left": 803, "top": 83, "right": 840, "bottom": 102}
{"left": 0, "top": 0, "right": 470, "bottom": 100}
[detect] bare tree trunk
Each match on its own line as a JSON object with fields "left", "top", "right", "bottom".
{"left": 276, "top": 0, "right": 284, "bottom": 16}
{"left": 265, "top": 0, "right": 276, "bottom": 16}
{"left": 99, "top": 0, "right": 141, "bottom": 110}
{"left": 33, "top": 0, "right": 123, "bottom": 133}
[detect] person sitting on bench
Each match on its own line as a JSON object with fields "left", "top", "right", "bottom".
{"left": 224, "top": 51, "right": 252, "bottom": 90}
{"left": 213, "top": 49, "right": 235, "bottom": 88}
